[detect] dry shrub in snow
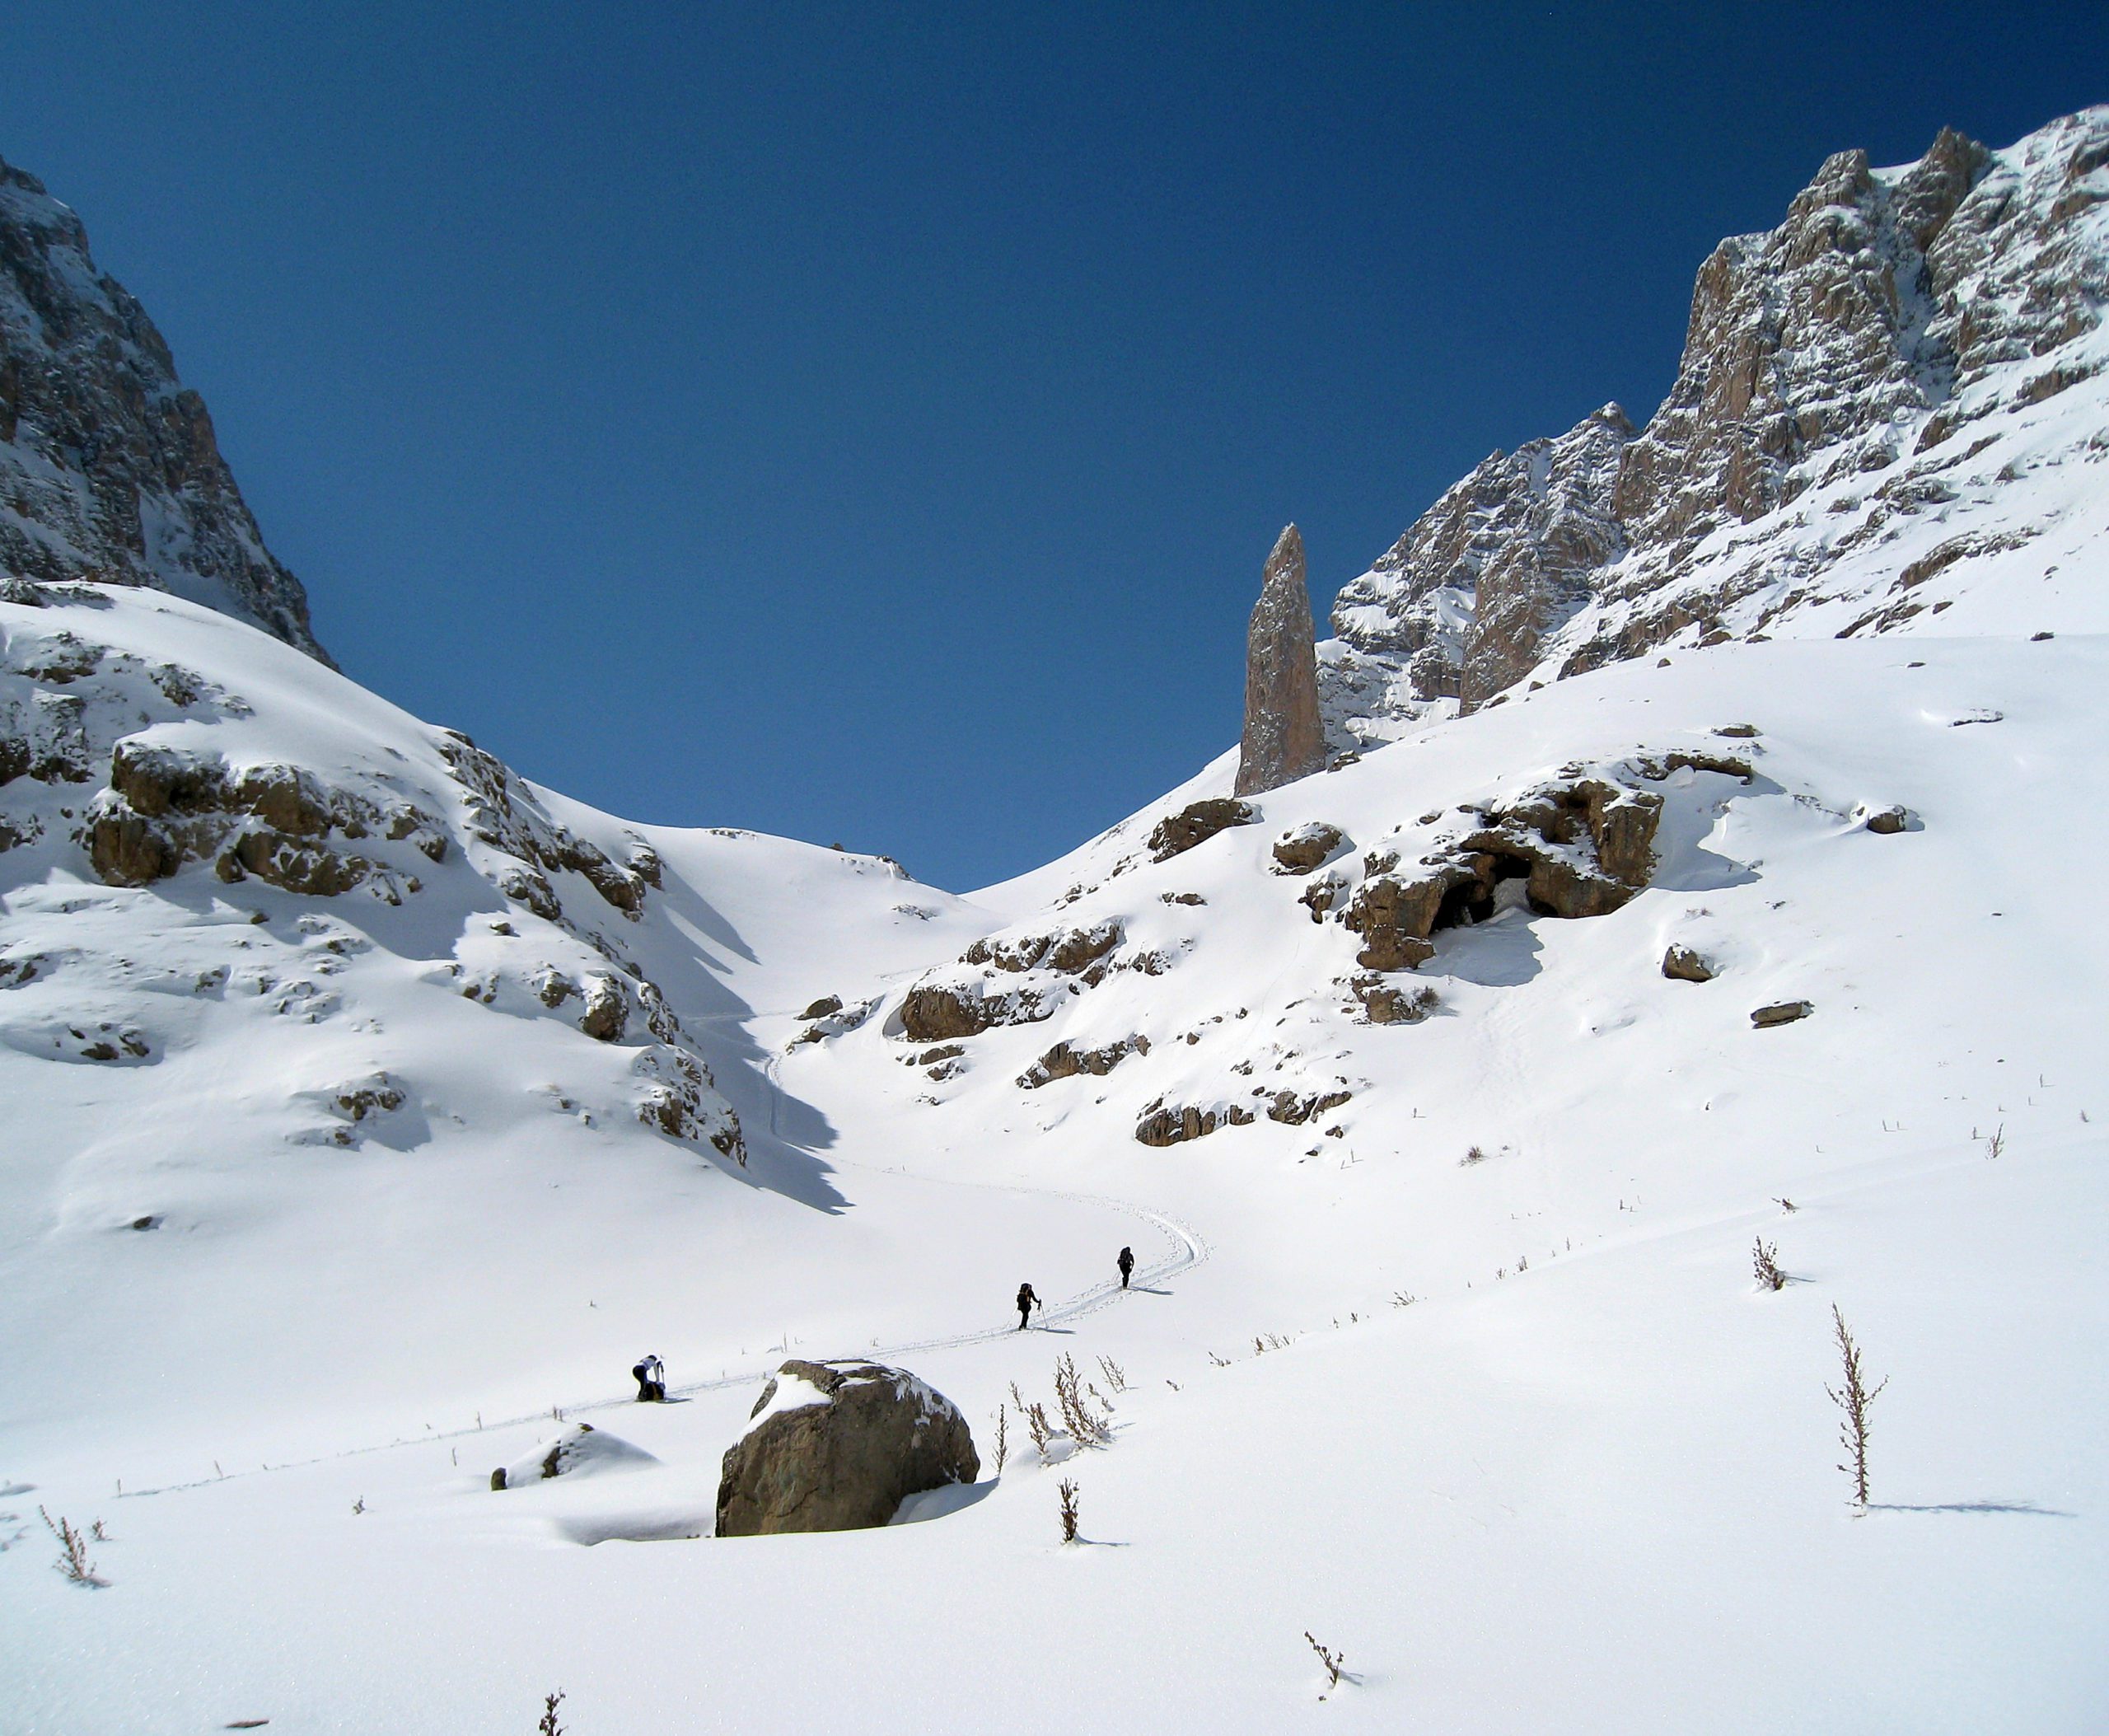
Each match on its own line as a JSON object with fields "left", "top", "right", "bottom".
{"left": 40, "top": 1507, "right": 104, "bottom": 1587}
{"left": 1054, "top": 1352, "right": 1112, "bottom": 1448}
{"left": 1826, "top": 1304, "right": 1889, "bottom": 1507}
{"left": 1753, "top": 1238, "right": 1787, "bottom": 1291}
{"left": 1305, "top": 1631, "right": 1348, "bottom": 1696}
{"left": 1058, "top": 1477, "right": 1080, "bottom": 1542}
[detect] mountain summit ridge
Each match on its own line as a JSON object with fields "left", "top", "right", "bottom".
{"left": 1323, "top": 105, "right": 2109, "bottom": 742}
{"left": 0, "top": 156, "right": 327, "bottom": 662}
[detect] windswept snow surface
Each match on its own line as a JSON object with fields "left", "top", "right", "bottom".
{"left": 4, "top": 585, "right": 2107, "bottom": 1731}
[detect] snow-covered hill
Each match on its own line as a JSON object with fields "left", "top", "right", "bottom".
{"left": 5, "top": 109, "right": 2108, "bottom": 1736}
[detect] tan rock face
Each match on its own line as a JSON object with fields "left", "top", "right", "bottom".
{"left": 1236, "top": 526, "right": 1326, "bottom": 795}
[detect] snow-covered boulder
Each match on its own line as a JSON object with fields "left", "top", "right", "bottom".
{"left": 715, "top": 1359, "right": 979, "bottom": 1537}
{"left": 495, "top": 1422, "right": 657, "bottom": 1490}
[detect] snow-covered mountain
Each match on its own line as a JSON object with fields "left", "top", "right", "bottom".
{"left": 0, "top": 157, "right": 326, "bottom": 660}
{"left": 6, "top": 110, "right": 2107, "bottom": 1735}
{"left": 1325, "top": 106, "right": 2109, "bottom": 739}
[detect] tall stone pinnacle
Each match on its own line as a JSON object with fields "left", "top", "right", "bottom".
{"left": 1235, "top": 524, "right": 1326, "bottom": 796}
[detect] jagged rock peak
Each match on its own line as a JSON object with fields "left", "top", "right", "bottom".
{"left": 1322, "top": 105, "right": 2109, "bottom": 731}
{"left": 1236, "top": 523, "right": 1326, "bottom": 796}
{"left": 0, "top": 155, "right": 330, "bottom": 662}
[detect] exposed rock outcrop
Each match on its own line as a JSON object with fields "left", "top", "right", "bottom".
{"left": 0, "top": 157, "right": 327, "bottom": 659}
{"left": 1342, "top": 771, "right": 1666, "bottom": 970}
{"left": 1752, "top": 999, "right": 1814, "bottom": 1027}
{"left": 1149, "top": 798, "right": 1255, "bottom": 862}
{"left": 83, "top": 740, "right": 423, "bottom": 897}
{"left": 898, "top": 919, "right": 1153, "bottom": 1042}
{"left": 1265, "top": 1088, "right": 1352, "bottom": 1125}
{"left": 1018, "top": 1034, "right": 1149, "bottom": 1088}
{"left": 1271, "top": 821, "right": 1345, "bottom": 874}
{"left": 1236, "top": 525, "right": 1326, "bottom": 794}
{"left": 716, "top": 1359, "right": 979, "bottom": 1537}
{"left": 1350, "top": 976, "right": 1438, "bottom": 1024}
{"left": 1134, "top": 1101, "right": 1255, "bottom": 1146}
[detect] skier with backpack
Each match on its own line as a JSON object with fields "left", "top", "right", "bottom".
{"left": 1016, "top": 1283, "right": 1041, "bottom": 1330}
{"left": 1117, "top": 1246, "right": 1134, "bottom": 1289}
{"left": 632, "top": 1353, "right": 666, "bottom": 1401}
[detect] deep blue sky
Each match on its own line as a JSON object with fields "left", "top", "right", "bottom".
{"left": 6, "top": 4, "right": 2103, "bottom": 889}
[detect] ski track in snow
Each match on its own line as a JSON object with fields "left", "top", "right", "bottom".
{"left": 110, "top": 1062, "right": 1209, "bottom": 1500}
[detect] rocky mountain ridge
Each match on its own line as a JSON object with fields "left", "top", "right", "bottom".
{"left": 0, "top": 157, "right": 326, "bottom": 661}
{"left": 1324, "top": 105, "right": 2109, "bottom": 738}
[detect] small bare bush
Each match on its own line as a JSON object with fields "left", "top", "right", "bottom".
{"left": 1826, "top": 1304, "right": 1889, "bottom": 1508}
{"left": 1461, "top": 1144, "right": 1489, "bottom": 1166}
{"left": 1057, "top": 1477, "right": 1080, "bottom": 1543}
{"left": 1752, "top": 1238, "right": 1786, "bottom": 1291}
{"left": 539, "top": 1689, "right": 566, "bottom": 1736}
{"left": 1096, "top": 1354, "right": 1128, "bottom": 1393}
{"left": 1305, "top": 1631, "right": 1347, "bottom": 1696}
{"left": 40, "top": 1507, "right": 104, "bottom": 1587}
{"left": 1022, "top": 1400, "right": 1054, "bottom": 1458}
{"left": 1054, "top": 1354, "right": 1112, "bottom": 1448}
{"left": 1983, "top": 1123, "right": 2006, "bottom": 1159}
{"left": 992, "top": 1403, "right": 1009, "bottom": 1474}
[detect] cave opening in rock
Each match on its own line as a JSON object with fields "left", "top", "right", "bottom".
{"left": 1433, "top": 852, "right": 1539, "bottom": 930}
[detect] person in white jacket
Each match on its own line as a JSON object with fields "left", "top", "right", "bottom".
{"left": 632, "top": 1354, "right": 666, "bottom": 1401}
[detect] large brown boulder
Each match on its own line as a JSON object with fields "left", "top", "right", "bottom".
{"left": 716, "top": 1360, "right": 979, "bottom": 1537}
{"left": 1148, "top": 798, "right": 1256, "bottom": 863}
{"left": 1236, "top": 525, "right": 1327, "bottom": 795}
{"left": 900, "top": 985, "right": 992, "bottom": 1041}
{"left": 1270, "top": 821, "right": 1345, "bottom": 874}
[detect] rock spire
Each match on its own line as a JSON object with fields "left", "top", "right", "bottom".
{"left": 1236, "top": 524, "right": 1326, "bottom": 796}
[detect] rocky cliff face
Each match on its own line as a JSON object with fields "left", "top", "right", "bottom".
{"left": 1235, "top": 524, "right": 1326, "bottom": 795}
{"left": 1331, "top": 405, "right": 1633, "bottom": 709}
{"left": 0, "top": 157, "right": 327, "bottom": 662}
{"left": 1326, "top": 106, "right": 2109, "bottom": 731}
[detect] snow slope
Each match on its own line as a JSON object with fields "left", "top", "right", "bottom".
{"left": 5, "top": 582, "right": 2105, "bottom": 1732}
